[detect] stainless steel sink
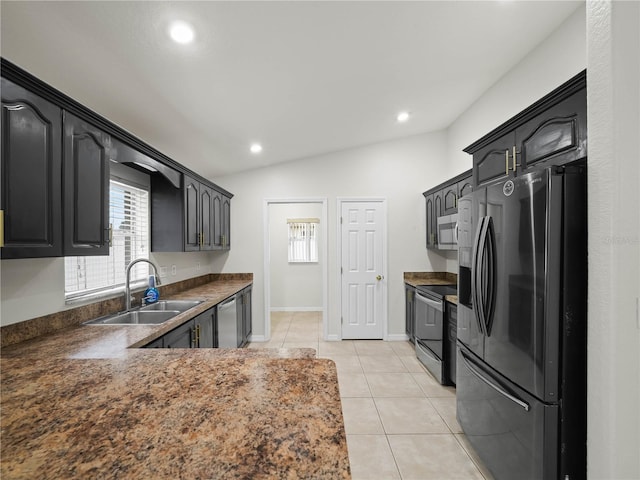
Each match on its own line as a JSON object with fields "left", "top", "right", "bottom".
{"left": 140, "top": 300, "right": 203, "bottom": 313}
{"left": 85, "top": 310, "right": 181, "bottom": 325}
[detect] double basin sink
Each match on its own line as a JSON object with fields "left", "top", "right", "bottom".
{"left": 85, "top": 300, "right": 204, "bottom": 326}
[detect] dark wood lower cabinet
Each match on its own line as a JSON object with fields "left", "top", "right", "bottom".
{"left": 405, "top": 284, "right": 416, "bottom": 343}
{"left": 194, "top": 309, "right": 216, "bottom": 348}
{"left": 163, "top": 319, "right": 196, "bottom": 348}
{"left": 144, "top": 294, "right": 251, "bottom": 349}
{"left": 237, "top": 286, "right": 252, "bottom": 347}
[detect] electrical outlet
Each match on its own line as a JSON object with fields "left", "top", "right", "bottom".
{"left": 171, "top": 265, "right": 177, "bottom": 276}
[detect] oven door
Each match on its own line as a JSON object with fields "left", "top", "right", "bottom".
{"left": 415, "top": 291, "right": 445, "bottom": 383}
{"left": 437, "top": 214, "right": 459, "bottom": 250}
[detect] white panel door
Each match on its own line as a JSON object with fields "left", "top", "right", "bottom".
{"left": 340, "top": 200, "right": 386, "bottom": 339}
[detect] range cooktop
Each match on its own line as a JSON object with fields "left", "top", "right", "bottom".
{"left": 416, "top": 284, "right": 457, "bottom": 299}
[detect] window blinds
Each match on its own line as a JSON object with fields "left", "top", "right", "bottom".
{"left": 64, "top": 179, "right": 150, "bottom": 299}
{"left": 288, "top": 220, "right": 319, "bottom": 263}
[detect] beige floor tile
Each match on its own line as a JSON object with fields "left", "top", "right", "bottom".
{"left": 285, "top": 330, "right": 319, "bottom": 342}
{"left": 375, "top": 398, "right": 450, "bottom": 434}
{"left": 359, "top": 355, "right": 408, "bottom": 373}
{"left": 248, "top": 339, "right": 283, "bottom": 349}
{"left": 429, "top": 396, "right": 463, "bottom": 433}
{"left": 341, "top": 398, "right": 384, "bottom": 434}
{"left": 281, "top": 341, "right": 318, "bottom": 352}
{"left": 389, "top": 341, "right": 416, "bottom": 356}
{"left": 337, "top": 373, "right": 372, "bottom": 397}
{"left": 411, "top": 371, "right": 456, "bottom": 397}
{"left": 365, "top": 373, "right": 424, "bottom": 397}
{"left": 326, "top": 355, "right": 363, "bottom": 374}
{"left": 398, "top": 355, "right": 429, "bottom": 373}
{"left": 318, "top": 340, "right": 357, "bottom": 356}
{"left": 346, "top": 434, "right": 401, "bottom": 480}
{"left": 353, "top": 340, "right": 396, "bottom": 356}
{"left": 388, "top": 434, "right": 484, "bottom": 480}
{"left": 454, "top": 434, "right": 495, "bottom": 480}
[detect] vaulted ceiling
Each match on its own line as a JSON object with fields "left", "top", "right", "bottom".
{"left": 1, "top": 1, "right": 582, "bottom": 178}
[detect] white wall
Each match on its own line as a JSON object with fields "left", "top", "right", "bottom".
{"left": 269, "top": 203, "right": 323, "bottom": 310}
{"left": 586, "top": 1, "right": 640, "bottom": 478}
{"left": 212, "top": 131, "right": 450, "bottom": 340}
{"left": 0, "top": 250, "right": 218, "bottom": 326}
{"left": 446, "top": 6, "right": 587, "bottom": 174}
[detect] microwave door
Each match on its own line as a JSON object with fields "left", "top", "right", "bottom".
{"left": 437, "top": 214, "right": 459, "bottom": 250}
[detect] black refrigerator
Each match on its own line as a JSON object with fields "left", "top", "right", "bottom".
{"left": 456, "top": 161, "right": 587, "bottom": 480}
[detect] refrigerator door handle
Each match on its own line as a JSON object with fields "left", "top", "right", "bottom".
{"left": 460, "top": 349, "right": 530, "bottom": 412}
{"left": 472, "top": 217, "right": 490, "bottom": 335}
{"left": 483, "top": 217, "right": 497, "bottom": 336}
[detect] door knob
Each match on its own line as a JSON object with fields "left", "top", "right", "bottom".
{"left": 376, "top": 275, "right": 384, "bottom": 281}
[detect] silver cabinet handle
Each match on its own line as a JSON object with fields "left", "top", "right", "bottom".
{"left": 416, "top": 292, "right": 443, "bottom": 312}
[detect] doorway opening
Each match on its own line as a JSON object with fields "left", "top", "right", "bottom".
{"left": 263, "top": 198, "right": 328, "bottom": 342}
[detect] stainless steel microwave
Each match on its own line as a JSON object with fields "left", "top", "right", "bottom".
{"left": 436, "top": 214, "right": 458, "bottom": 250}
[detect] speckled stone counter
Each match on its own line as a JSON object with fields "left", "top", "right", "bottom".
{"left": 1, "top": 278, "right": 351, "bottom": 479}
{"left": 404, "top": 271, "right": 458, "bottom": 288}
{"left": 445, "top": 295, "right": 459, "bottom": 304}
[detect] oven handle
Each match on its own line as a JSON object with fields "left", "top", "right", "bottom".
{"left": 415, "top": 292, "right": 443, "bottom": 312}
{"left": 460, "top": 349, "right": 530, "bottom": 412}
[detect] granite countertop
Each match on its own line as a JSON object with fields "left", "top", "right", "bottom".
{"left": 1, "top": 278, "right": 351, "bottom": 479}
{"left": 445, "top": 295, "right": 459, "bottom": 305}
{"left": 403, "top": 271, "right": 458, "bottom": 288}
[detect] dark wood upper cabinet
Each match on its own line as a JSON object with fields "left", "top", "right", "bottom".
{"left": 472, "top": 131, "right": 516, "bottom": 188}
{"left": 466, "top": 71, "right": 586, "bottom": 188}
{"left": 2, "top": 59, "right": 234, "bottom": 258}
{"left": 425, "top": 194, "right": 435, "bottom": 249}
{"left": 184, "top": 175, "right": 200, "bottom": 251}
{"left": 1, "top": 78, "right": 63, "bottom": 258}
{"left": 442, "top": 184, "right": 458, "bottom": 216}
{"left": 151, "top": 174, "right": 230, "bottom": 252}
{"left": 458, "top": 178, "right": 473, "bottom": 200}
{"left": 518, "top": 89, "right": 587, "bottom": 169}
{"left": 423, "top": 169, "right": 472, "bottom": 250}
{"left": 63, "top": 112, "right": 110, "bottom": 256}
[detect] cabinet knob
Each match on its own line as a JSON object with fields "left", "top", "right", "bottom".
{"left": 376, "top": 275, "right": 384, "bottom": 281}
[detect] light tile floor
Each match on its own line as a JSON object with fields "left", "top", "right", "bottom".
{"left": 249, "top": 312, "right": 494, "bottom": 480}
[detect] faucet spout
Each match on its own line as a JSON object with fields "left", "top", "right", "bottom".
{"left": 125, "top": 258, "right": 161, "bottom": 311}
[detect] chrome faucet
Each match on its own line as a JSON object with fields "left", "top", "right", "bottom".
{"left": 125, "top": 258, "right": 161, "bottom": 311}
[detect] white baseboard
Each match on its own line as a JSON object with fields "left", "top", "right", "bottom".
{"left": 270, "top": 307, "right": 323, "bottom": 312}
{"left": 386, "top": 333, "right": 411, "bottom": 342}
{"left": 248, "top": 335, "right": 267, "bottom": 342}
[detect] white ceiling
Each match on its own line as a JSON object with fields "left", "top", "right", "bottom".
{"left": 1, "top": 1, "right": 582, "bottom": 179}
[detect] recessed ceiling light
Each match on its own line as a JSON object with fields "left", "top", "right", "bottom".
{"left": 169, "top": 21, "right": 195, "bottom": 44}
{"left": 250, "top": 143, "right": 263, "bottom": 154}
{"left": 397, "top": 111, "right": 410, "bottom": 123}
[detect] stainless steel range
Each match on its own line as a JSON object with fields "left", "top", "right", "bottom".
{"left": 414, "top": 283, "right": 457, "bottom": 385}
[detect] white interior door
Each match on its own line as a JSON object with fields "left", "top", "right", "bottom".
{"left": 340, "top": 200, "right": 386, "bottom": 339}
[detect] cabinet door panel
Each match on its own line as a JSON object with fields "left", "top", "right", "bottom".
{"left": 63, "top": 112, "right": 110, "bottom": 256}
{"left": 244, "top": 288, "right": 252, "bottom": 341}
{"left": 222, "top": 196, "right": 231, "bottom": 249}
{"left": 1, "top": 79, "right": 62, "bottom": 258}
{"left": 473, "top": 132, "right": 515, "bottom": 188}
{"left": 517, "top": 89, "right": 587, "bottom": 169}
{"left": 443, "top": 185, "right": 458, "bottom": 215}
{"left": 457, "top": 177, "right": 473, "bottom": 200}
{"left": 425, "top": 194, "right": 435, "bottom": 249}
{"left": 212, "top": 192, "right": 223, "bottom": 249}
{"left": 164, "top": 320, "right": 194, "bottom": 348}
{"left": 195, "top": 309, "right": 215, "bottom": 348}
{"left": 200, "top": 185, "right": 214, "bottom": 251}
{"left": 184, "top": 176, "right": 200, "bottom": 251}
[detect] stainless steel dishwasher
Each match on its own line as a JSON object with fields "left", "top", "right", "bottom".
{"left": 217, "top": 296, "right": 238, "bottom": 348}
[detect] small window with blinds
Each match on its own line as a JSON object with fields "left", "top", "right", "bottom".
{"left": 64, "top": 178, "right": 150, "bottom": 301}
{"left": 288, "top": 218, "right": 319, "bottom": 263}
